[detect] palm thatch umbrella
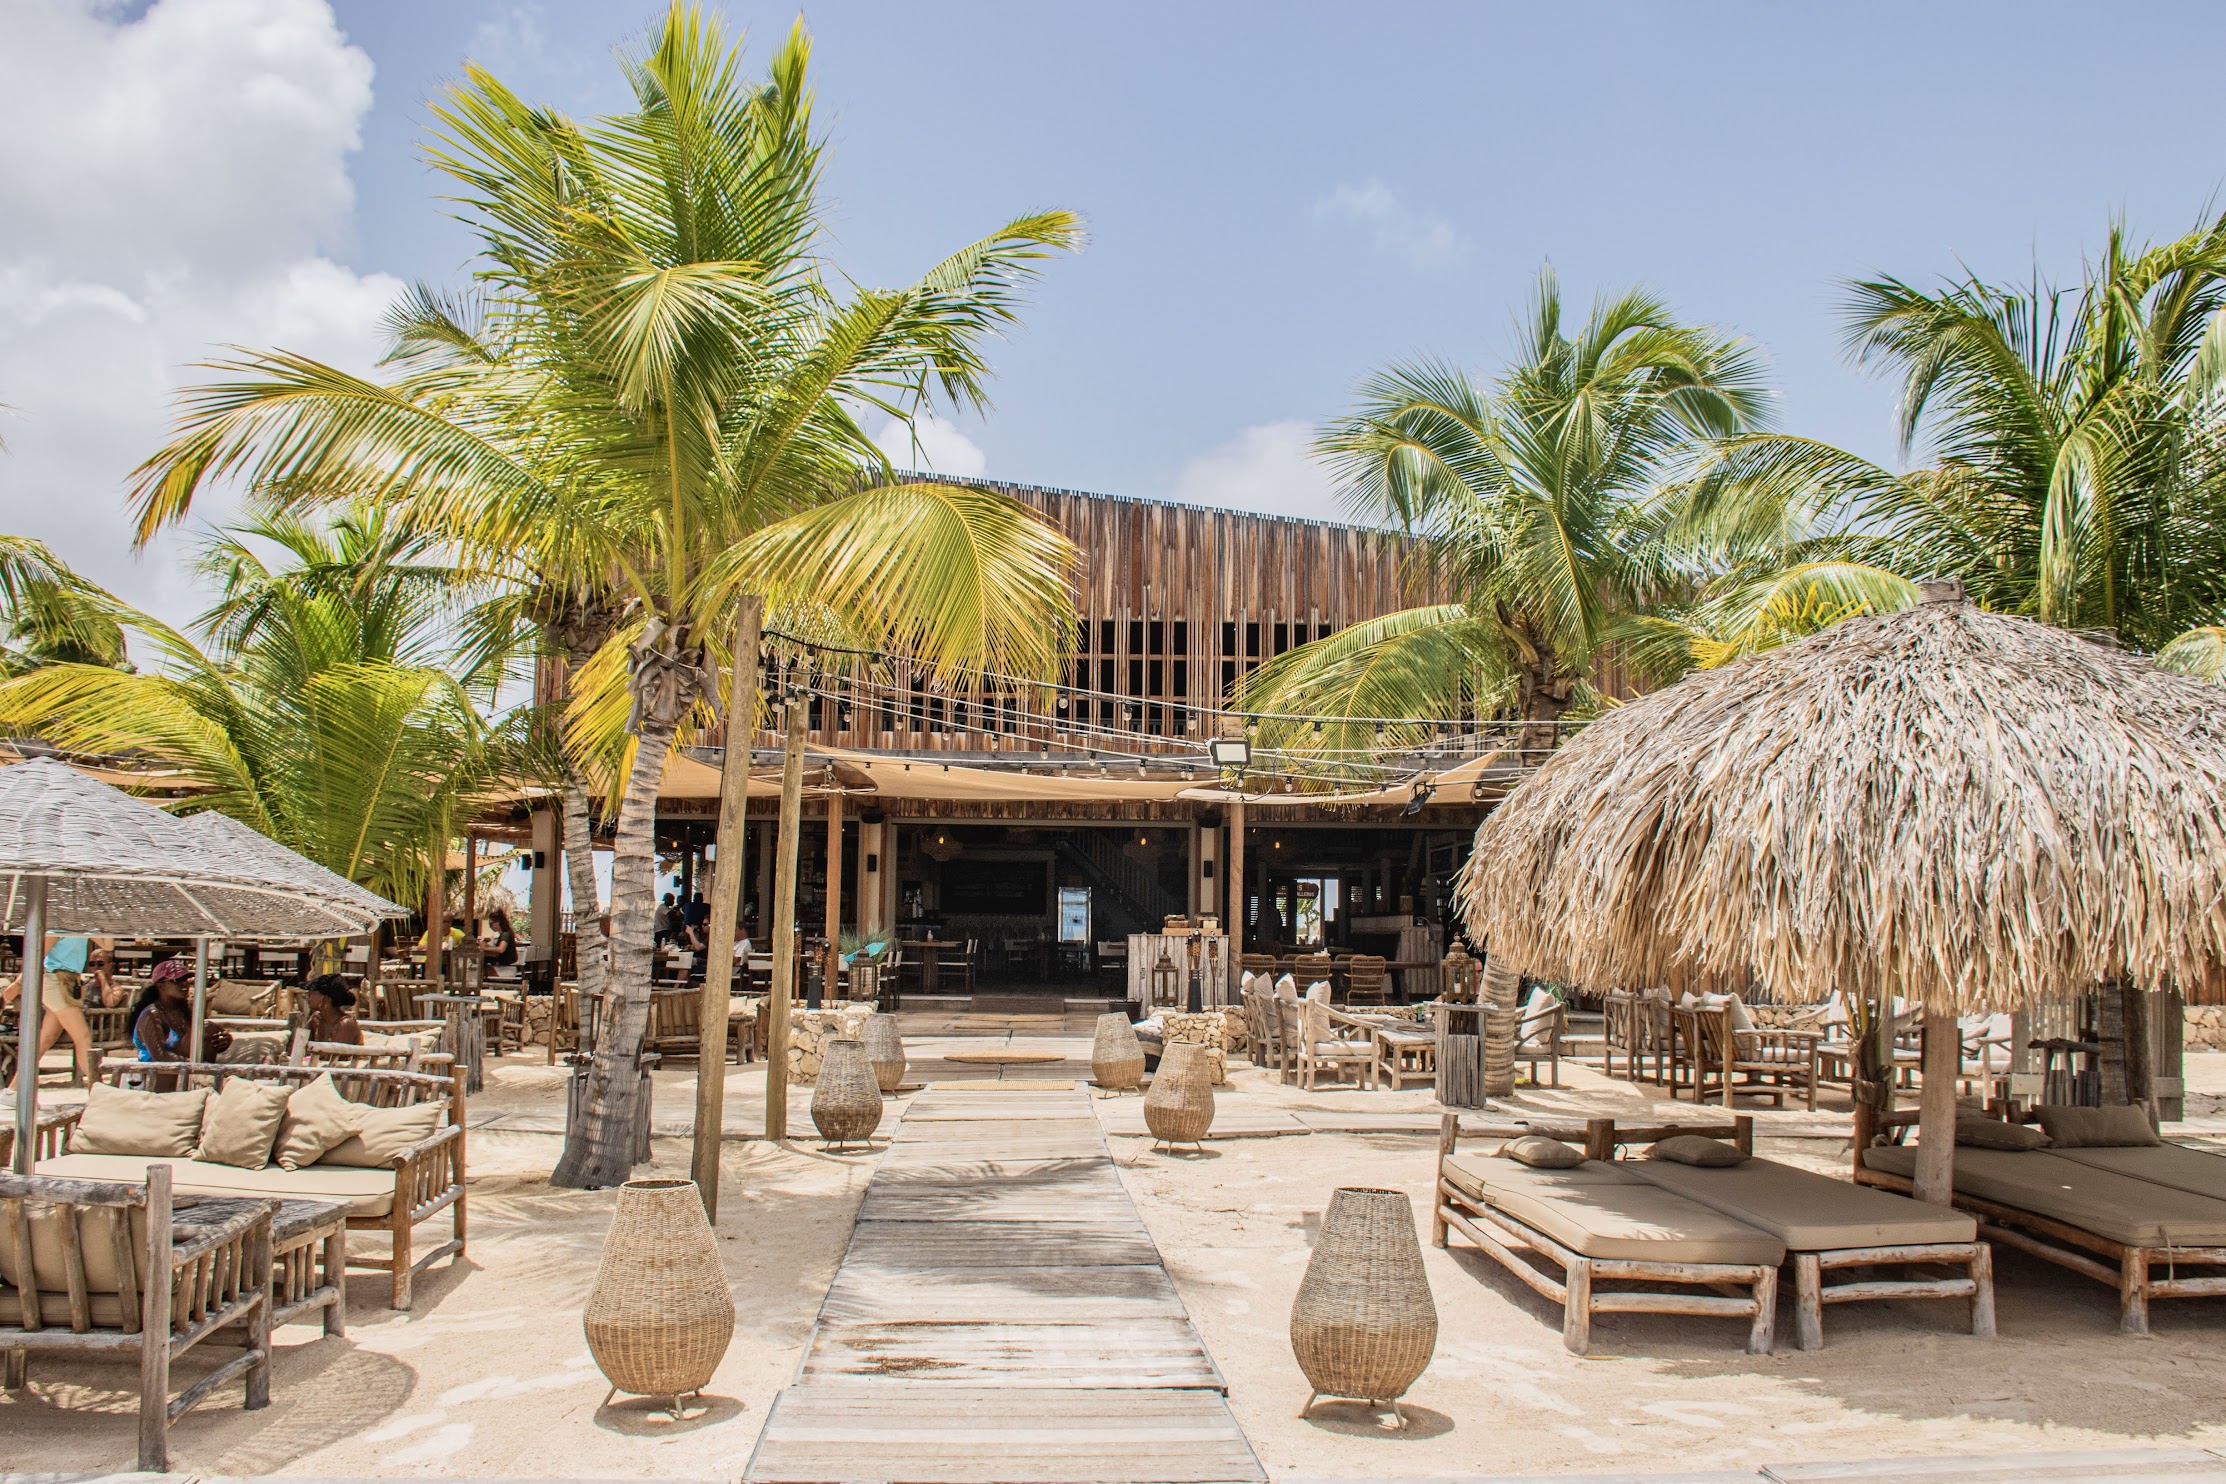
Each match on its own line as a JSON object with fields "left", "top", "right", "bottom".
{"left": 1460, "top": 580, "right": 2226, "bottom": 1203}
{"left": 1, "top": 758, "right": 393, "bottom": 1170}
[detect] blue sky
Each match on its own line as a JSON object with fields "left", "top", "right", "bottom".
{"left": 327, "top": 0, "right": 2226, "bottom": 517}
{"left": 6, "top": 0, "right": 2225, "bottom": 616}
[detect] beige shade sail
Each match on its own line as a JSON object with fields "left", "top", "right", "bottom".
{"left": 818, "top": 747, "right": 1201, "bottom": 803}
{"left": 1461, "top": 586, "right": 2226, "bottom": 1012}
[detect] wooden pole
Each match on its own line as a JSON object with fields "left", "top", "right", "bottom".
{"left": 765, "top": 701, "right": 808, "bottom": 1141}
{"left": 1226, "top": 800, "right": 1247, "bottom": 961}
{"left": 824, "top": 792, "right": 844, "bottom": 1000}
{"left": 1912, "top": 1006, "right": 1960, "bottom": 1206}
{"left": 693, "top": 595, "right": 761, "bottom": 1214}
{"left": 462, "top": 833, "right": 478, "bottom": 941}
{"left": 426, "top": 834, "right": 447, "bottom": 985}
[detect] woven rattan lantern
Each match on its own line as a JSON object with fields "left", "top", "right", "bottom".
{"left": 1143, "top": 1041, "right": 1215, "bottom": 1149}
{"left": 1091, "top": 1012, "right": 1146, "bottom": 1091}
{"left": 583, "top": 1178, "right": 736, "bottom": 1411}
{"left": 862, "top": 1013, "right": 907, "bottom": 1094}
{"left": 1291, "top": 1186, "right": 1437, "bottom": 1428}
{"left": 812, "top": 1039, "right": 882, "bottom": 1149}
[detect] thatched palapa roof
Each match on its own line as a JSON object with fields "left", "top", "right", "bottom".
{"left": 1460, "top": 585, "right": 2226, "bottom": 1012}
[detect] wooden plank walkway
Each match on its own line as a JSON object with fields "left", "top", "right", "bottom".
{"left": 744, "top": 1084, "right": 1264, "bottom": 1484}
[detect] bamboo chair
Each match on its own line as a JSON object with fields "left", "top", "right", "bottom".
{"left": 0, "top": 1164, "right": 273, "bottom": 1471}
{"left": 1684, "top": 1007, "right": 1820, "bottom": 1109}
{"left": 1344, "top": 954, "right": 1390, "bottom": 1006}
{"left": 1243, "top": 985, "right": 1288, "bottom": 1076}
{"left": 1513, "top": 988, "right": 1566, "bottom": 1087}
{"left": 643, "top": 986, "right": 715, "bottom": 1062}
{"left": 548, "top": 984, "right": 584, "bottom": 1064}
{"left": 1292, "top": 998, "right": 1379, "bottom": 1090}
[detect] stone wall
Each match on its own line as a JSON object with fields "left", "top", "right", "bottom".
{"left": 2188, "top": 1006, "right": 2226, "bottom": 1051}
{"left": 786, "top": 1005, "right": 875, "bottom": 1084}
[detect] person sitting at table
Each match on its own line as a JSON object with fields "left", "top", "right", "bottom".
{"left": 481, "top": 905, "right": 519, "bottom": 969}
{"left": 302, "top": 972, "right": 364, "bottom": 1046}
{"left": 654, "top": 892, "right": 682, "bottom": 948}
{"left": 2, "top": 932, "right": 112, "bottom": 1087}
{"left": 130, "top": 958, "right": 231, "bottom": 1071}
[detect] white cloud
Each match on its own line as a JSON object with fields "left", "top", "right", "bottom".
{"left": 0, "top": 0, "right": 403, "bottom": 626}
{"left": 873, "top": 412, "right": 989, "bottom": 479}
{"left": 1169, "top": 420, "right": 1343, "bottom": 523}
{"left": 1314, "top": 181, "right": 1467, "bottom": 271}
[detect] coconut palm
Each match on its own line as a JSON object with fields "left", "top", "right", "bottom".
{"left": 1238, "top": 271, "right": 1770, "bottom": 760}
{"left": 1687, "top": 214, "right": 2226, "bottom": 654}
{"left": 0, "top": 520, "right": 496, "bottom": 906}
{"left": 0, "top": 534, "right": 127, "bottom": 675}
{"left": 124, "top": 7, "right": 1081, "bottom": 1186}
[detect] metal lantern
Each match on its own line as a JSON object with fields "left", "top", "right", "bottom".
{"left": 1152, "top": 945, "right": 1181, "bottom": 1008}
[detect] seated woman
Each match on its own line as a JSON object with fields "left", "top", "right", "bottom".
{"left": 481, "top": 906, "right": 519, "bottom": 971}
{"left": 130, "top": 958, "right": 231, "bottom": 1080}
{"left": 302, "top": 972, "right": 364, "bottom": 1046}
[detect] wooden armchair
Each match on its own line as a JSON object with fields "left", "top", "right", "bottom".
{"left": 548, "top": 983, "right": 585, "bottom": 1064}
{"left": 1291, "top": 998, "right": 1379, "bottom": 1090}
{"left": 1513, "top": 988, "right": 1566, "bottom": 1087}
{"left": 1685, "top": 1006, "right": 1820, "bottom": 1109}
{"left": 1344, "top": 954, "right": 1390, "bottom": 1006}
{"left": 644, "top": 986, "right": 713, "bottom": 1061}
{"left": 0, "top": 1164, "right": 272, "bottom": 1471}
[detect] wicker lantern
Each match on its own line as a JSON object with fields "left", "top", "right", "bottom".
{"left": 862, "top": 1013, "right": 907, "bottom": 1094}
{"left": 1091, "top": 1012, "right": 1146, "bottom": 1091}
{"left": 1290, "top": 1186, "right": 1437, "bottom": 1428}
{"left": 583, "top": 1177, "right": 736, "bottom": 1411}
{"left": 812, "top": 1039, "right": 882, "bottom": 1149}
{"left": 1143, "top": 1041, "right": 1215, "bottom": 1149}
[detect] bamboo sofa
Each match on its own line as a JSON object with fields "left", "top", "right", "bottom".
{"left": 1435, "top": 1114, "right": 1994, "bottom": 1352}
{"left": 1855, "top": 1105, "right": 2226, "bottom": 1334}
{"left": 1, "top": 1162, "right": 271, "bottom": 1471}
{"left": 34, "top": 1059, "right": 465, "bottom": 1310}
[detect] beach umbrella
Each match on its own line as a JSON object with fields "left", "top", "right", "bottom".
{"left": 175, "top": 810, "right": 407, "bottom": 1058}
{"left": 1460, "top": 579, "right": 2226, "bottom": 1203}
{"left": 0, "top": 757, "right": 390, "bottom": 1171}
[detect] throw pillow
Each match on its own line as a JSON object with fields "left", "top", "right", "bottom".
{"left": 1955, "top": 1116, "right": 2050, "bottom": 1151}
{"left": 1647, "top": 1134, "right": 1747, "bottom": 1167}
{"left": 1274, "top": 974, "right": 1299, "bottom": 999}
{"left": 195, "top": 1076, "right": 292, "bottom": 1170}
{"left": 1724, "top": 994, "right": 1757, "bottom": 1033}
{"left": 273, "top": 1073, "right": 368, "bottom": 1171}
{"left": 70, "top": 1083, "right": 209, "bottom": 1157}
{"left": 2035, "top": 1103, "right": 2161, "bottom": 1148}
{"left": 317, "top": 1100, "right": 446, "bottom": 1168}
{"left": 1499, "top": 1135, "right": 1585, "bottom": 1169}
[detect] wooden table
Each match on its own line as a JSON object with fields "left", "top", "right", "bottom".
{"left": 907, "top": 939, "right": 963, "bottom": 995}
{"left": 175, "top": 1196, "right": 348, "bottom": 1337}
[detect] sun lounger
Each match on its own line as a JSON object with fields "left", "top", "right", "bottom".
{"left": 1857, "top": 1111, "right": 2226, "bottom": 1333}
{"left": 1623, "top": 1147, "right": 1991, "bottom": 1349}
{"left": 2047, "top": 1144, "right": 2226, "bottom": 1203}
{"left": 1432, "top": 1115, "right": 1782, "bottom": 1354}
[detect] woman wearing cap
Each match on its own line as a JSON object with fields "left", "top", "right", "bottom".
{"left": 130, "top": 958, "right": 232, "bottom": 1073}
{"left": 3, "top": 932, "right": 103, "bottom": 1087}
{"left": 302, "top": 973, "right": 364, "bottom": 1046}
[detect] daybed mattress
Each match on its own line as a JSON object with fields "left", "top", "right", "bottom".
{"left": 37, "top": 1152, "right": 398, "bottom": 1218}
{"left": 2048, "top": 1144, "right": 2226, "bottom": 1204}
{"left": 1628, "top": 1155, "right": 1975, "bottom": 1250}
{"left": 1444, "top": 1155, "right": 1786, "bottom": 1266}
{"left": 1860, "top": 1145, "right": 2226, "bottom": 1247}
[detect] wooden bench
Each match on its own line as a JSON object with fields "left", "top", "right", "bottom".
{"left": 0, "top": 1164, "right": 272, "bottom": 1471}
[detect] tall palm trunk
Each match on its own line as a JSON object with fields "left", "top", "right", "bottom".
{"left": 552, "top": 705, "right": 680, "bottom": 1188}
{"left": 559, "top": 774, "right": 606, "bottom": 999}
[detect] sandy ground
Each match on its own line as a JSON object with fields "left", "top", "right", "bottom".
{"left": 5, "top": 1028, "right": 2226, "bottom": 1479}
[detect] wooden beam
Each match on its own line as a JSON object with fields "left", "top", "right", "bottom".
{"left": 1226, "top": 800, "right": 1246, "bottom": 960}
{"left": 693, "top": 594, "right": 761, "bottom": 1216}
{"left": 766, "top": 701, "right": 807, "bottom": 1141}
{"left": 1913, "top": 1007, "right": 1959, "bottom": 1206}
{"left": 824, "top": 791, "right": 844, "bottom": 1000}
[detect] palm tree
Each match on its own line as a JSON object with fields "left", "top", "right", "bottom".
{"left": 1238, "top": 270, "right": 1770, "bottom": 760}
{"left": 0, "top": 514, "right": 497, "bottom": 907}
{"left": 0, "top": 534, "right": 127, "bottom": 675}
{"left": 1686, "top": 214, "right": 2226, "bottom": 654}
{"left": 125, "top": 7, "right": 1081, "bottom": 1187}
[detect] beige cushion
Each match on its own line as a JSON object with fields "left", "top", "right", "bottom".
{"left": 2036, "top": 1103, "right": 2160, "bottom": 1148}
{"left": 0, "top": 1291, "right": 131, "bottom": 1327}
{"left": 1861, "top": 1145, "right": 2226, "bottom": 1246}
{"left": 1630, "top": 1155, "right": 1975, "bottom": 1249}
{"left": 1439, "top": 1152, "right": 1497, "bottom": 1202}
{"left": 1648, "top": 1135, "right": 1746, "bottom": 1168}
{"left": 359, "top": 1029, "right": 441, "bottom": 1055}
{"left": 215, "top": 1030, "right": 291, "bottom": 1066}
{"left": 206, "top": 979, "right": 275, "bottom": 1016}
{"left": 319, "top": 1101, "right": 445, "bottom": 1168}
{"left": 1956, "top": 1116, "right": 2050, "bottom": 1151}
{"left": 1725, "top": 994, "right": 1757, "bottom": 1033}
{"left": 2050, "top": 1145, "right": 2226, "bottom": 1203}
{"left": 1274, "top": 974, "right": 1298, "bottom": 999}
{"left": 273, "top": 1074, "right": 366, "bottom": 1172}
{"left": 1476, "top": 1160, "right": 1785, "bottom": 1266}
{"left": 195, "top": 1077, "right": 291, "bottom": 1169}
{"left": 0, "top": 1200, "right": 147, "bottom": 1295}
{"left": 36, "top": 1152, "right": 398, "bottom": 1218}
{"left": 70, "top": 1083, "right": 209, "bottom": 1158}
{"left": 1501, "top": 1135, "right": 1584, "bottom": 1169}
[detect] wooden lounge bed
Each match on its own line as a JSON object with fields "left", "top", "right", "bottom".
{"left": 1856, "top": 1110, "right": 2226, "bottom": 1334}
{"left": 1432, "top": 1115, "right": 1783, "bottom": 1354}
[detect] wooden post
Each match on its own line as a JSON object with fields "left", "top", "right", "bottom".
{"left": 2122, "top": 982, "right": 2154, "bottom": 1123}
{"left": 462, "top": 833, "right": 477, "bottom": 943}
{"left": 824, "top": 792, "right": 844, "bottom": 1000}
{"left": 1226, "top": 800, "right": 1247, "bottom": 960}
{"left": 426, "top": 833, "right": 447, "bottom": 984}
{"left": 693, "top": 594, "right": 761, "bottom": 1215}
{"left": 765, "top": 701, "right": 808, "bottom": 1142}
{"left": 1912, "top": 1006, "right": 1960, "bottom": 1206}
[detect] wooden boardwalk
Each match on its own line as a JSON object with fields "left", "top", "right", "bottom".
{"left": 744, "top": 1084, "right": 1264, "bottom": 1484}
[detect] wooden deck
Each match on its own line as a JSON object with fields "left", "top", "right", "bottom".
{"left": 743, "top": 1084, "right": 1264, "bottom": 1484}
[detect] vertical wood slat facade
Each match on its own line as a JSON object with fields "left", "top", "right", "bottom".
{"left": 769, "top": 478, "right": 1450, "bottom": 756}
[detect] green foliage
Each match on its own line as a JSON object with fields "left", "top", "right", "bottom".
{"left": 0, "top": 534, "right": 128, "bottom": 676}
